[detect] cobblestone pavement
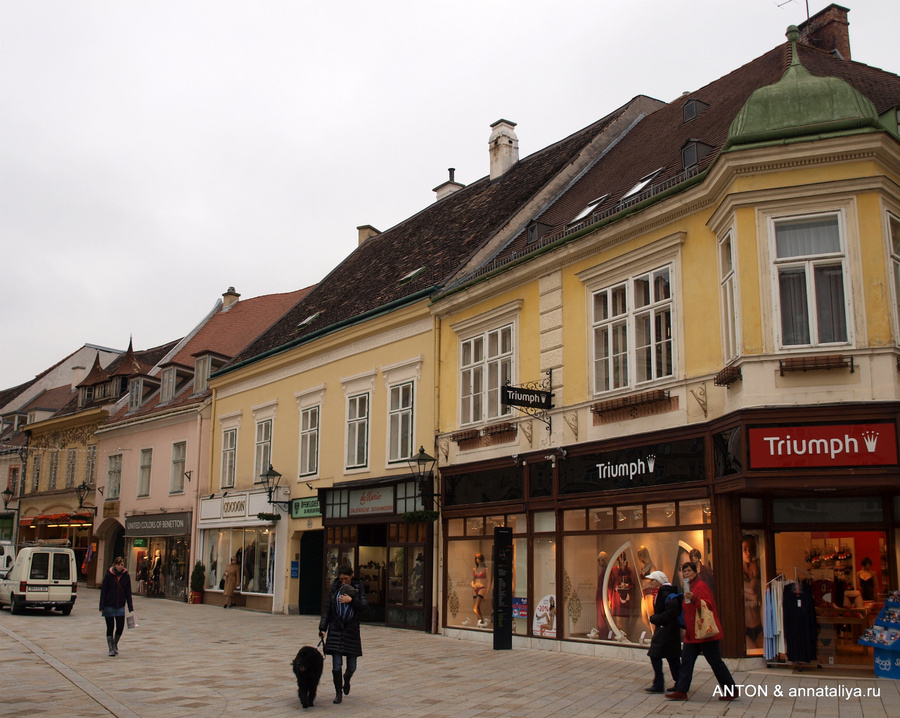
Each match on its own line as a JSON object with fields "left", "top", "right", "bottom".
{"left": 1, "top": 588, "right": 898, "bottom": 717}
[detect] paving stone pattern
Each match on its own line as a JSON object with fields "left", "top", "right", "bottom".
{"left": 1, "top": 589, "right": 898, "bottom": 717}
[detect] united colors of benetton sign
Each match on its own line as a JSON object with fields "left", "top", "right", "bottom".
{"left": 748, "top": 423, "right": 897, "bottom": 469}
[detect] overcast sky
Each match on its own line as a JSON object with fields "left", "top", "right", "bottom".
{"left": 1, "top": 1, "right": 897, "bottom": 389}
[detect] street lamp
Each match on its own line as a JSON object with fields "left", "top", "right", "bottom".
{"left": 2, "top": 487, "right": 18, "bottom": 545}
{"left": 74, "top": 481, "right": 98, "bottom": 515}
{"left": 260, "top": 464, "right": 291, "bottom": 512}
{"left": 407, "top": 446, "right": 436, "bottom": 508}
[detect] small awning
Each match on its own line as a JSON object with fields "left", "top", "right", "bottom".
{"left": 19, "top": 513, "right": 82, "bottom": 526}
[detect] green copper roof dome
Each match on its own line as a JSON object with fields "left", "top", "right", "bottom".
{"left": 726, "top": 26, "right": 879, "bottom": 149}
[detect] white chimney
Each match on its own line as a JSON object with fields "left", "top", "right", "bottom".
{"left": 222, "top": 286, "right": 241, "bottom": 308}
{"left": 357, "top": 225, "right": 381, "bottom": 246}
{"left": 433, "top": 168, "right": 465, "bottom": 201}
{"left": 489, "top": 119, "right": 519, "bottom": 180}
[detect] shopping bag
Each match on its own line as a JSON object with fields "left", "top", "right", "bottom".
{"left": 126, "top": 612, "right": 139, "bottom": 629}
{"left": 695, "top": 600, "right": 719, "bottom": 638}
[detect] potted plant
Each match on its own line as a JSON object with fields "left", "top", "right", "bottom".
{"left": 189, "top": 560, "right": 206, "bottom": 604}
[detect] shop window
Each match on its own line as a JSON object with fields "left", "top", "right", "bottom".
{"left": 529, "top": 460, "right": 553, "bottom": 498}
{"left": 325, "top": 489, "right": 349, "bottom": 519}
{"left": 395, "top": 481, "right": 421, "bottom": 513}
{"left": 617, "top": 505, "right": 643, "bottom": 529}
{"left": 772, "top": 497, "right": 883, "bottom": 523}
{"left": 646, "top": 502, "right": 676, "bottom": 527}
{"left": 508, "top": 513, "right": 525, "bottom": 534}
{"left": 563, "top": 529, "right": 711, "bottom": 643}
{"left": 563, "top": 509, "right": 586, "bottom": 531}
{"left": 444, "top": 465, "right": 522, "bottom": 506}
{"left": 591, "top": 507, "right": 614, "bottom": 530}
{"left": 447, "top": 518, "right": 464, "bottom": 537}
{"left": 534, "top": 511, "right": 556, "bottom": 532}
{"left": 534, "top": 537, "right": 557, "bottom": 637}
{"left": 771, "top": 213, "right": 850, "bottom": 348}
{"left": 467, "top": 516, "right": 485, "bottom": 535}
{"left": 679, "top": 499, "right": 711, "bottom": 525}
{"left": 485, "top": 515, "right": 505, "bottom": 534}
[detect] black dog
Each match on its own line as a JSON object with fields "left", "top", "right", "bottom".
{"left": 292, "top": 645, "right": 324, "bottom": 708}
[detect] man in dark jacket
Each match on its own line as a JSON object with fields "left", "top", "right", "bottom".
{"left": 645, "top": 570, "right": 682, "bottom": 693}
{"left": 319, "top": 564, "right": 367, "bottom": 704}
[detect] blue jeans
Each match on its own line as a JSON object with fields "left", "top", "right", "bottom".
{"left": 331, "top": 654, "right": 357, "bottom": 674}
{"left": 675, "top": 640, "right": 734, "bottom": 693}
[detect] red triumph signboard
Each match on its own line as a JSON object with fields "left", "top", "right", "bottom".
{"left": 749, "top": 423, "right": 898, "bottom": 469}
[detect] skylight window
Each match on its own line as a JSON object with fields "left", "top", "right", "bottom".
{"left": 399, "top": 267, "right": 425, "bottom": 283}
{"left": 569, "top": 195, "right": 609, "bottom": 225}
{"left": 682, "top": 99, "right": 709, "bottom": 123}
{"left": 621, "top": 169, "right": 664, "bottom": 201}
{"left": 298, "top": 312, "right": 320, "bottom": 328}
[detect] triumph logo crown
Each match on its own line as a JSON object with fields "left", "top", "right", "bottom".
{"left": 646, "top": 454, "right": 656, "bottom": 471}
{"left": 862, "top": 431, "right": 879, "bottom": 452}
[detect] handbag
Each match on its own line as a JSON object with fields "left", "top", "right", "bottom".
{"left": 126, "top": 612, "right": 139, "bottom": 630}
{"left": 694, "top": 599, "right": 720, "bottom": 639}
{"left": 219, "top": 578, "right": 225, "bottom": 590}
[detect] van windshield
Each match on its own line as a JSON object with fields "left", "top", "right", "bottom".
{"left": 30, "top": 552, "right": 50, "bottom": 580}
{"left": 52, "top": 553, "right": 70, "bottom": 581}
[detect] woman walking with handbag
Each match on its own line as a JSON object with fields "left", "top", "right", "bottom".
{"left": 99, "top": 556, "right": 134, "bottom": 657}
{"left": 319, "top": 564, "right": 367, "bottom": 704}
{"left": 666, "top": 562, "right": 736, "bottom": 702}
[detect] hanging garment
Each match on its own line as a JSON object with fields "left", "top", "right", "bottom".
{"left": 783, "top": 581, "right": 817, "bottom": 663}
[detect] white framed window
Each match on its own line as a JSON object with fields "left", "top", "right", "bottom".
{"left": 221, "top": 428, "right": 237, "bottom": 489}
{"left": 346, "top": 393, "right": 369, "bottom": 469}
{"left": 65, "top": 448, "right": 77, "bottom": 488}
{"left": 888, "top": 212, "right": 900, "bottom": 341}
{"left": 85, "top": 445, "right": 96, "bottom": 486}
{"left": 128, "top": 378, "right": 143, "bottom": 411}
{"left": 32, "top": 455, "right": 41, "bottom": 492}
{"left": 300, "top": 406, "right": 319, "bottom": 477}
{"left": 254, "top": 419, "right": 272, "bottom": 483}
{"left": 170, "top": 441, "right": 186, "bottom": 494}
{"left": 771, "top": 212, "right": 850, "bottom": 348}
{"left": 48, "top": 451, "right": 58, "bottom": 490}
{"left": 195, "top": 356, "right": 211, "bottom": 394}
{"left": 719, "top": 230, "right": 739, "bottom": 363}
{"left": 160, "top": 367, "right": 176, "bottom": 403}
{"left": 138, "top": 448, "right": 152, "bottom": 497}
{"left": 460, "top": 325, "right": 513, "bottom": 425}
{"left": 592, "top": 265, "right": 674, "bottom": 393}
{"left": 107, "top": 454, "right": 122, "bottom": 500}
{"left": 388, "top": 382, "right": 414, "bottom": 463}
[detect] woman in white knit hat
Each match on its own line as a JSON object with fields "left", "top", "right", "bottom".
{"left": 644, "top": 571, "right": 681, "bottom": 693}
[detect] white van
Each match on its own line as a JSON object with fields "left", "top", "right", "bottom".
{"left": 0, "top": 541, "right": 15, "bottom": 578}
{"left": 0, "top": 546, "right": 77, "bottom": 615}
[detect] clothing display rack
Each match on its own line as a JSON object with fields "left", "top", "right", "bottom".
{"left": 765, "top": 569, "right": 822, "bottom": 672}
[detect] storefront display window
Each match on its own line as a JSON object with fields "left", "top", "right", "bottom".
{"left": 534, "top": 537, "right": 556, "bottom": 637}
{"left": 199, "top": 527, "right": 276, "bottom": 595}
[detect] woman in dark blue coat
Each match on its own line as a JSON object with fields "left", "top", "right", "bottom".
{"left": 99, "top": 556, "right": 134, "bottom": 657}
{"left": 645, "top": 570, "right": 682, "bottom": 693}
{"left": 319, "top": 564, "right": 367, "bottom": 704}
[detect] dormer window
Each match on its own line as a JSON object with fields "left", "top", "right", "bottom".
{"left": 128, "top": 378, "right": 143, "bottom": 411}
{"left": 161, "top": 367, "right": 176, "bottom": 403}
{"left": 527, "top": 221, "right": 552, "bottom": 244}
{"left": 568, "top": 195, "right": 609, "bottom": 226}
{"left": 682, "top": 140, "right": 713, "bottom": 170}
{"left": 683, "top": 99, "right": 709, "bottom": 123}
{"left": 195, "top": 355, "right": 210, "bottom": 394}
{"left": 622, "top": 169, "right": 664, "bottom": 201}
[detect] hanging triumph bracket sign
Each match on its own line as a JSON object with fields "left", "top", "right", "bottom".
{"left": 501, "top": 370, "right": 553, "bottom": 429}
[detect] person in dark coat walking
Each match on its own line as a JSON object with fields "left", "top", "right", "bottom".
{"left": 99, "top": 556, "right": 134, "bottom": 657}
{"left": 319, "top": 564, "right": 367, "bottom": 704}
{"left": 644, "top": 570, "right": 682, "bottom": 693}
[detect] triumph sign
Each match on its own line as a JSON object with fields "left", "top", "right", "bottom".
{"left": 501, "top": 385, "right": 552, "bottom": 410}
{"left": 749, "top": 423, "right": 898, "bottom": 469}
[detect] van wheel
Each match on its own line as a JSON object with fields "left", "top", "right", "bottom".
{"left": 60, "top": 604, "right": 73, "bottom": 616}
{"left": 10, "top": 595, "right": 23, "bottom": 615}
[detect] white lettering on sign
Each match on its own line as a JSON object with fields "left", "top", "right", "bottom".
{"left": 596, "top": 454, "right": 656, "bottom": 482}
{"left": 761, "top": 433, "right": 867, "bottom": 460}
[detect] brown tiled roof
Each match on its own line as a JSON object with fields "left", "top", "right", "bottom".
{"left": 168, "top": 288, "right": 313, "bottom": 369}
{"left": 472, "top": 41, "right": 900, "bottom": 274}
{"left": 78, "top": 355, "right": 111, "bottom": 388}
{"left": 226, "top": 101, "right": 647, "bottom": 371}
{"left": 22, "top": 385, "right": 76, "bottom": 413}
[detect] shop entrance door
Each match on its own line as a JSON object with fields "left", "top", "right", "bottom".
{"left": 774, "top": 530, "right": 887, "bottom": 667}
